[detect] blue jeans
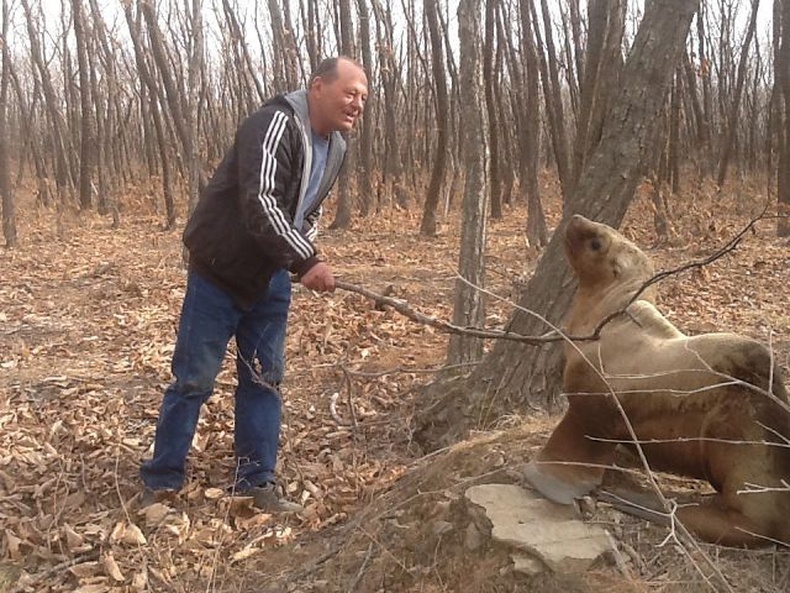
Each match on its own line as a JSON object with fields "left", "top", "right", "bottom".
{"left": 140, "top": 269, "right": 291, "bottom": 491}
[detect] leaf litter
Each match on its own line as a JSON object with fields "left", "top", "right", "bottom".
{"left": 0, "top": 180, "right": 789, "bottom": 591}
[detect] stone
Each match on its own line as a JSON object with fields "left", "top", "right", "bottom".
{"left": 465, "top": 483, "right": 611, "bottom": 574}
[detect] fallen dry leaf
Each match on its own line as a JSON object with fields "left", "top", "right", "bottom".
{"left": 204, "top": 487, "right": 225, "bottom": 500}
{"left": 103, "top": 552, "right": 125, "bottom": 582}
{"left": 139, "top": 502, "right": 172, "bottom": 527}
{"left": 110, "top": 522, "right": 147, "bottom": 546}
{"left": 68, "top": 561, "right": 101, "bottom": 580}
{"left": 131, "top": 566, "right": 148, "bottom": 591}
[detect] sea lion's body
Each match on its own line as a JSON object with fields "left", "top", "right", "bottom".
{"left": 524, "top": 215, "right": 790, "bottom": 547}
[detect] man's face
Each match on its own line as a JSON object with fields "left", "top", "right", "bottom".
{"left": 310, "top": 60, "right": 369, "bottom": 135}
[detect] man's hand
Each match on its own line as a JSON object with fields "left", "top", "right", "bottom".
{"left": 300, "top": 262, "right": 335, "bottom": 292}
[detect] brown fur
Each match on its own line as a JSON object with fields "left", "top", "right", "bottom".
{"left": 523, "top": 215, "right": 790, "bottom": 547}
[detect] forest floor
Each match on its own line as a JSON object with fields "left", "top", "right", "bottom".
{"left": 1, "top": 174, "right": 790, "bottom": 593}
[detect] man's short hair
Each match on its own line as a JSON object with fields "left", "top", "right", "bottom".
{"left": 309, "top": 56, "right": 364, "bottom": 86}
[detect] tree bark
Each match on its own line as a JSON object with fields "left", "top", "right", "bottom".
{"left": 419, "top": 0, "right": 449, "bottom": 236}
{"left": 415, "top": 0, "right": 701, "bottom": 451}
{"left": 571, "top": 0, "right": 626, "bottom": 195}
{"left": 185, "top": 0, "right": 205, "bottom": 214}
{"left": 140, "top": 0, "right": 205, "bottom": 209}
{"left": 537, "top": 0, "right": 572, "bottom": 203}
{"left": 21, "top": 0, "right": 73, "bottom": 202}
{"left": 267, "top": 0, "right": 299, "bottom": 93}
{"left": 0, "top": 0, "right": 15, "bottom": 247}
{"left": 483, "top": 0, "right": 501, "bottom": 220}
{"left": 716, "top": 0, "right": 761, "bottom": 188}
{"left": 221, "top": 0, "right": 266, "bottom": 109}
{"left": 372, "top": 0, "right": 408, "bottom": 209}
{"left": 87, "top": 0, "right": 118, "bottom": 225}
{"left": 124, "top": 2, "right": 176, "bottom": 229}
{"left": 777, "top": 0, "right": 790, "bottom": 237}
{"left": 697, "top": 6, "right": 714, "bottom": 177}
{"left": 328, "top": 0, "right": 357, "bottom": 230}
{"left": 516, "top": 0, "right": 547, "bottom": 247}
{"left": 71, "top": 0, "right": 94, "bottom": 211}
{"left": 448, "top": 0, "right": 487, "bottom": 365}
{"left": 355, "top": 0, "right": 375, "bottom": 217}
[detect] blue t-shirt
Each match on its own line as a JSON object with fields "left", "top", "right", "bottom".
{"left": 295, "top": 131, "right": 330, "bottom": 229}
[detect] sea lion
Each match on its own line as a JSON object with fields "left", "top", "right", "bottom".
{"left": 523, "top": 215, "right": 790, "bottom": 547}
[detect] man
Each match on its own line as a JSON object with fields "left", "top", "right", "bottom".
{"left": 140, "top": 56, "right": 369, "bottom": 511}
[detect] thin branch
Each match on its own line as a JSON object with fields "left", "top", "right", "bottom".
{"left": 589, "top": 210, "right": 769, "bottom": 339}
{"left": 9, "top": 550, "right": 100, "bottom": 593}
{"left": 334, "top": 279, "right": 559, "bottom": 344}
{"left": 336, "top": 212, "right": 771, "bottom": 345}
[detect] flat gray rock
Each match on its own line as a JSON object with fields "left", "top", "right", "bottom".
{"left": 465, "top": 483, "right": 611, "bottom": 574}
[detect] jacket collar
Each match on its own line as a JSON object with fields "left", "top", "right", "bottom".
{"left": 283, "top": 90, "right": 348, "bottom": 212}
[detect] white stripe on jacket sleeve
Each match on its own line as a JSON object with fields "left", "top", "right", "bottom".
{"left": 256, "top": 111, "right": 314, "bottom": 260}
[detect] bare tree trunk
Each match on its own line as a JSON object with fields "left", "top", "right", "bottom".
{"left": 140, "top": 0, "right": 205, "bottom": 208}
{"left": 668, "top": 68, "right": 682, "bottom": 194}
{"left": 747, "top": 34, "right": 763, "bottom": 173}
{"left": 568, "top": 0, "right": 585, "bottom": 85}
{"left": 777, "top": 0, "right": 790, "bottom": 236}
{"left": 448, "top": 0, "right": 487, "bottom": 365}
{"left": 697, "top": 6, "right": 714, "bottom": 177}
{"left": 267, "top": 0, "right": 300, "bottom": 93}
{"left": 483, "top": 0, "right": 501, "bottom": 220}
{"left": 356, "top": 0, "right": 375, "bottom": 217}
{"left": 571, "top": 0, "right": 626, "bottom": 195}
{"left": 7, "top": 53, "right": 50, "bottom": 207}
{"left": 0, "top": 0, "right": 15, "bottom": 247}
{"left": 185, "top": 0, "right": 205, "bottom": 214}
{"left": 683, "top": 49, "right": 708, "bottom": 176}
{"left": 300, "top": 0, "right": 322, "bottom": 72}
{"left": 21, "top": 0, "right": 73, "bottom": 203}
{"left": 716, "top": 0, "right": 760, "bottom": 188}
{"left": 647, "top": 102, "right": 677, "bottom": 245}
{"left": 124, "top": 3, "right": 176, "bottom": 229}
{"left": 515, "top": 0, "right": 547, "bottom": 247}
{"left": 559, "top": 5, "right": 580, "bottom": 120}
{"left": 328, "top": 0, "right": 357, "bottom": 230}
{"left": 416, "top": 0, "right": 701, "bottom": 450}
{"left": 71, "top": 0, "right": 94, "bottom": 211}
{"left": 221, "top": 0, "right": 266, "bottom": 108}
{"left": 537, "top": 0, "right": 572, "bottom": 203}
{"left": 372, "top": 0, "right": 408, "bottom": 209}
{"left": 87, "top": 0, "right": 119, "bottom": 226}
{"left": 419, "top": 0, "right": 449, "bottom": 236}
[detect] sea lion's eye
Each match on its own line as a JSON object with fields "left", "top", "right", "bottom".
{"left": 590, "top": 237, "right": 602, "bottom": 251}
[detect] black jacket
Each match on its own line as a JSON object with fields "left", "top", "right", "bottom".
{"left": 183, "top": 90, "right": 347, "bottom": 309}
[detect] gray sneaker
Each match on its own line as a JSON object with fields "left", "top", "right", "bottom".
{"left": 243, "top": 484, "right": 304, "bottom": 514}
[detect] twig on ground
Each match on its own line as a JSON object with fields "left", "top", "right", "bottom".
{"left": 329, "top": 392, "right": 350, "bottom": 427}
{"left": 348, "top": 542, "right": 375, "bottom": 592}
{"left": 9, "top": 550, "right": 100, "bottom": 593}
{"left": 341, "top": 365, "right": 359, "bottom": 429}
{"left": 341, "top": 361, "right": 479, "bottom": 378}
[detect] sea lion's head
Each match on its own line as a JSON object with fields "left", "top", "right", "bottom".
{"left": 564, "top": 215, "right": 654, "bottom": 291}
